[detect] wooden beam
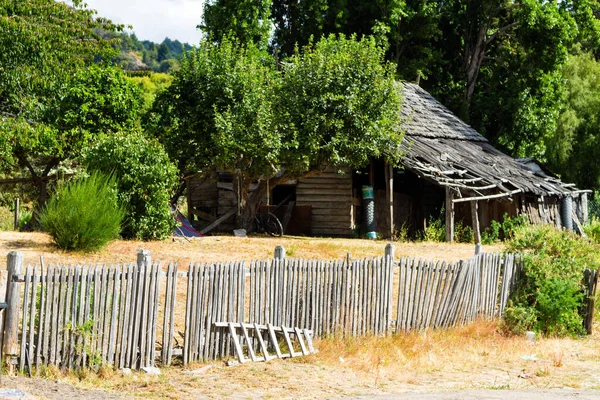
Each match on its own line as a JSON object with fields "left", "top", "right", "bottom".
{"left": 445, "top": 187, "right": 454, "bottom": 243}
{"left": 471, "top": 201, "right": 481, "bottom": 245}
{"left": 452, "top": 189, "right": 522, "bottom": 203}
{"left": 582, "top": 193, "right": 589, "bottom": 225}
{"left": 385, "top": 162, "right": 394, "bottom": 240}
{"left": 199, "top": 209, "right": 236, "bottom": 235}
{"left": 190, "top": 208, "right": 217, "bottom": 222}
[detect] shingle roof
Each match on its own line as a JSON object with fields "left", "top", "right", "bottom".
{"left": 400, "top": 82, "right": 487, "bottom": 142}
{"left": 398, "top": 82, "right": 582, "bottom": 199}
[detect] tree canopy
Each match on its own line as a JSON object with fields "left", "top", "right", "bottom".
{"left": 148, "top": 35, "right": 402, "bottom": 227}
{"left": 0, "top": 0, "right": 141, "bottom": 208}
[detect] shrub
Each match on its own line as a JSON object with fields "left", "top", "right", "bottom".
{"left": 481, "top": 213, "right": 529, "bottom": 244}
{"left": 83, "top": 131, "right": 178, "bottom": 240}
{"left": 422, "top": 210, "right": 473, "bottom": 243}
{"left": 422, "top": 213, "right": 445, "bottom": 242}
{"left": 583, "top": 216, "right": 600, "bottom": 244}
{"left": 39, "top": 173, "right": 125, "bottom": 251}
{"left": 503, "top": 224, "right": 600, "bottom": 336}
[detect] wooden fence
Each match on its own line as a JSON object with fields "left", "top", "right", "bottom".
{"left": 0, "top": 248, "right": 551, "bottom": 373}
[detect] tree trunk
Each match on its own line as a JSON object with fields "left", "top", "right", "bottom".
{"left": 232, "top": 175, "right": 269, "bottom": 231}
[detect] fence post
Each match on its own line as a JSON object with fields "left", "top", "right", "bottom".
{"left": 137, "top": 249, "right": 152, "bottom": 267}
{"left": 4, "top": 251, "right": 23, "bottom": 374}
{"left": 13, "top": 198, "right": 19, "bottom": 231}
{"left": 385, "top": 244, "right": 395, "bottom": 260}
{"left": 274, "top": 246, "right": 286, "bottom": 260}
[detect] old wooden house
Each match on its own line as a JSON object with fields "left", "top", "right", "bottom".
{"left": 186, "top": 82, "right": 589, "bottom": 240}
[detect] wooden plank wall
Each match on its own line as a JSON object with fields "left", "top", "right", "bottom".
{"left": 297, "top": 167, "right": 353, "bottom": 237}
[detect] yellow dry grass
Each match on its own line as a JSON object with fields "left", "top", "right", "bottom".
{"left": 35, "top": 320, "right": 600, "bottom": 399}
{"left": 0, "top": 231, "right": 500, "bottom": 268}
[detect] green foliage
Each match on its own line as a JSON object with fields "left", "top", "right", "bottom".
{"left": 583, "top": 216, "right": 600, "bottom": 244}
{"left": 421, "top": 210, "right": 473, "bottom": 243}
{"left": 49, "top": 65, "right": 142, "bottom": 138}
{"left": 149, "top": 35, "right": 401, "bottom": 228}
{"left": 83, "top": 132, "right": 178, "bottom": 241}
{"left": 481, "top": 213, "right": 529, "bottom": 244}
{"left": 454, "top": 221, "right": 474, "bottom": 243}
{"left": 0, "top": 1, "right": 141, "bottom": 209}
{"left": 201, "top": 0, "right": 272, "bottom": 48}
{"left": 422, "top": 214, "right": 445, "bottom": 242}
{"left": 39, "top": 173, "right": 125, "bottom": 251}
{"left": 546, "top": 48, "right": 600, "bottom": 191}
{"left": 148, "top": 38, "right": 278, "bottom": 176}
{"left": 503, "top": 224, "right": 600, "bottom": 336}
{"left": 277, "top": 34, "right": 403, "bottom": 175}
{"left": 128, "top": 73, "right": 173, "bottom": 111}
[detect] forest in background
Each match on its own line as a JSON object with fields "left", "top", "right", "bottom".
{"left": 98, "top": 29, "right": 193, "bottom": 73}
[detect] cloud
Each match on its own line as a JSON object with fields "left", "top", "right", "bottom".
{"left": 82, "top": 0, "right": 205, "bottom": 43}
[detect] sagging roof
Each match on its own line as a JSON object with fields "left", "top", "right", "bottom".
{"left": 399, "top": 82, "right": 585, "bottom": 201}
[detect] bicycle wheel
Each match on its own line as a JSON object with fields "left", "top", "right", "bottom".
{"left": 264, "top": 212, "right": 284, "bottom": 237}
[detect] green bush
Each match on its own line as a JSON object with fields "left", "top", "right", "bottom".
{"left": 503, "top": 224, "right": 600, "bottom": 336}
{"left": 39, "top": 173, "right": 125, "bottom": 251}
{"left": 422, "top": 213, "right": 446, "bottom": 242}
{"left": 583, "top": 216, "right": 600, "bottom": 244}
{"left": 481, "top": 213, "right": 529, "bottom": 244}
{"left": 422, "top": 210, "right": 473, "bottom": 243}
{"left": 83, "top": 131, "right": 178, "bottom": 241}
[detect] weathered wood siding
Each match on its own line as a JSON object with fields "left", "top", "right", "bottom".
{"left": 297, "top": 167, "right": 353, "bottom": 237}
{"left": 186, "top": 172, "right": 218, "bottom": 212}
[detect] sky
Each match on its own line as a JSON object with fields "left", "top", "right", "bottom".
{"left": 82, "top": 0, "right": 205, "bottom": 44}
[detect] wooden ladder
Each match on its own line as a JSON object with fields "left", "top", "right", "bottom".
{"left": 213, "top": 322, "right": 316, "bottom": 364}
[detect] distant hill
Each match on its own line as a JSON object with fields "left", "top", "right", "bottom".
{"left": 95, "top": 28, "right": 194, "bottom": 73}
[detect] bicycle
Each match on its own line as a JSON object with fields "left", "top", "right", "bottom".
{"left": 253, "top": 207, "right": 284, "bottom": 237}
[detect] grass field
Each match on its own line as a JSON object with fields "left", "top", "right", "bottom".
{"left": 1, "top": 231, "right": 599, "bottom": 399}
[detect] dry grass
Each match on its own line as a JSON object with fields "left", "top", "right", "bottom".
{"left": 0, "top": 231, "right": 499, "bottom": 268}
{"left": 34, "top": 320, "right": 600, "bottom": 399}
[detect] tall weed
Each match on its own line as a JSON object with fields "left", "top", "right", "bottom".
{"left": 39, "top": 173, "right": 125, "bottom": 251}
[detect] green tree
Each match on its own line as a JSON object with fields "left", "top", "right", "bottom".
{"left": 547, "top": 48, "right": 600, "bottom": 190}
{"left": 83, "top": 132, "right": 178, "bottom": 241}
{"left": 271, "top": 0, "right": 348, "bottom": 56}
{"left": 0, "top": 0, "right": 138, "bottom": 207}
{"left": 421, "top": 0, "right": 600, "bottom": 160}
{"left": 157, "top": 42, "right": 172, "bottom": 62}
{"left": 148, "top": 35, "right": 402, "bottom": 228}
{"left": 0, "top": 64, "right": 142, "bottom": 207}
{"left": 200, "top": 0, "right": 272, "bottom": 47}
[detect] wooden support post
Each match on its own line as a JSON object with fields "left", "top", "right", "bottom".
{"left": 471, "top": 201, "right": 481, "bottom": 249}
{"left": 385, "top": 162, "right": 394, "bottom": 240}
{"left": 4, "top": 251, "right": 23, "bottom": 373}
{"left": 445, "top": 188, "right": 454, "bottom": 243}
{"left": 582, "top": 193, "right": 589, "bottom": 225}
{"left": 274, "top": 246, "right": 286, "bottom": 260}
{"left": 137, "top": 249, "right": 151, "bottom": 268}
{"left": 13, "top": 198, "right": 19, "bottom": 231}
